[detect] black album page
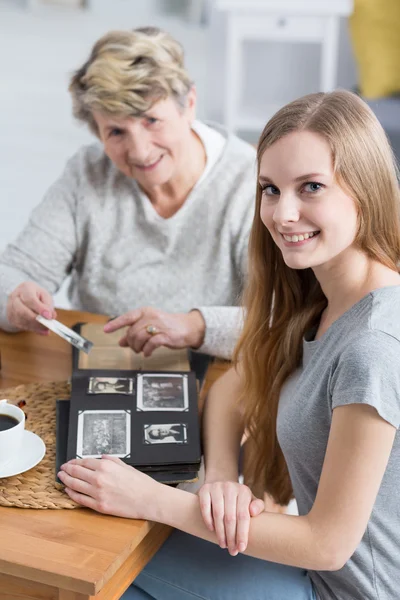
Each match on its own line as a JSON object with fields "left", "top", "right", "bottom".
{"left": 66, "top": 369, "right": 201, "bottom": 472}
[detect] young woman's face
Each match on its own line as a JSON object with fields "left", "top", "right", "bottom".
{"left": 259, "top": 130, "right": 359, "bottom": 271}
{"left": 93, "top": 91, "right": 196, "bottom": 190}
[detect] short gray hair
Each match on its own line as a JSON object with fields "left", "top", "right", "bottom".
{"left": 69, "top": 26, "right": 193, "bottom": 135}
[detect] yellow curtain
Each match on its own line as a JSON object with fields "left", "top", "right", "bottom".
{"left": 349, "top": 0, "right": 400, "bottom": 98}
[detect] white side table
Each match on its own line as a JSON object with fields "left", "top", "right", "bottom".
{"left": 216, "top": 0, "right": 354, "bottom": 132}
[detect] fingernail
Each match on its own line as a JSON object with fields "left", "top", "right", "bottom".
{"left": 238, "top": 543, "right": 246, "bottom": 552}
{"left": 42, "top": 310, "right": 51, "bottom": 319}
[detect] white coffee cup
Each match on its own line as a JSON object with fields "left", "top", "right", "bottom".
{"left": 0, "top": 399, "right": 25, "bottom": 470}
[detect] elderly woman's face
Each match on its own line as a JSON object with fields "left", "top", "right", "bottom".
{"left": 93, "top": 92, "right": 196, "bottom": 190}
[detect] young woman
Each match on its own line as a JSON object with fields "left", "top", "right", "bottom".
{"left": 58, "top": 90, "right": 400, "bottom": 600}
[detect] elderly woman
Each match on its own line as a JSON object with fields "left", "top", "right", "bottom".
{"left": 0, "top": 27, "right": 255, "bottom": 358}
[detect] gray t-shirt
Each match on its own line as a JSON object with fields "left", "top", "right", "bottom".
{"left": 277, "top": 286, "right": 400, "bottom": 600}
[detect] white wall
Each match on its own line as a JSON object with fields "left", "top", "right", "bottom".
{"left": 206, "top": 8, "right": 358, "bottom": 128}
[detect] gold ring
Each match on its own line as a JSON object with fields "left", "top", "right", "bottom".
{"left": 146, "top": 324, "right": 158, "bottom": 336}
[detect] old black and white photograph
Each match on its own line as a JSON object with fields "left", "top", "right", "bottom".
{"left": 143, "top": 423, "right": 188, "bottom": 445}
{"left": 137, "top": 374, "right": 189, "bottom": 411}
{"left": 87, "top": 376, "right": 134, "bottom": 395}
{"left": 77, "top": 409, "right": 131, "bottom": 458}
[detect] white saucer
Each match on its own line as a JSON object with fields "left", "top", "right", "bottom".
{"left": 0, "top": 430, "right": 46, "bottom": 478}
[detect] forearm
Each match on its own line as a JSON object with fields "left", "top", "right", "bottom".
{"left": 195, "top": 306, "right": 244, "bottom": 359}
{"left": 0, "top": 263, "right": 27, "bottom": 330}
{"left": 156, "top": 485, "right": 330, "bottom": 570}
{"left": 202, "top": 367, "right": 244, "bottom": 482}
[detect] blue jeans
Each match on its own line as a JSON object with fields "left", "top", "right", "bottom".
{"left": 121, "top": 530, "right": 317, "bottom": 600}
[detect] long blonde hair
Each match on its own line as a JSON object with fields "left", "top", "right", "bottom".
{"left": 235, "top": 90, "right": 400, "bottom": 505}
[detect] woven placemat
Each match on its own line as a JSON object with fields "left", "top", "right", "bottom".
{"left": 0, "top": 381, "right": 79, "bottom": 509}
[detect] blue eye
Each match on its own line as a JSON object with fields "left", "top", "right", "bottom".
{"left": 261, "top": 184, "right": 280, "bottom": 196}
{"left": 303, "top": 182, "right": 323, "bottom": 193}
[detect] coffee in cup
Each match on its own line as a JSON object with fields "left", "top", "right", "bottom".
{"left": 0, "top": 399, "right": 25, "bottom": 470}
{"left": 0, "top": 414, "right": 19, "bottom": 431}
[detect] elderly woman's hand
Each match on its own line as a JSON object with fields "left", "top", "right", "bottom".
{"left": 6, "top": 281, "right": 57, "bottom": 333}
{"left": 104, "top": 308, "right": 206, "bottom": 356}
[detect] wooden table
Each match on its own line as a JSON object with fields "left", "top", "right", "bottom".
{"left": 0, "top": 309, "right": 230, "bottom": 600}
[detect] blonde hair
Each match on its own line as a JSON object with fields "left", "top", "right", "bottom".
{"left": 69, "top": 27, "right": 193, "bottom": 135}
{"left": 235, "top": 90, "right": 400, "bottom": 505}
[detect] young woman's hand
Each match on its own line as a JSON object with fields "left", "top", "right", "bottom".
{"left": 58, "top": 455, "right": 161, "bottom": 521}
{"left": 103, "top": 308, "right": 205, "bottom": 356}
{"left": 6, "top": 281, "right": 57, "bottom": 333}
{"left": 198, "top": 481, "right": 265, "bottom": 556}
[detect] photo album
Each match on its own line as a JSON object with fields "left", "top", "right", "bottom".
{"left": 56, "top": 323, "right": 212, "bottom": 485}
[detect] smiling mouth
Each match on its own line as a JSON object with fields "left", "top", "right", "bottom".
{"left": 281, "top": 231, "right": 320, "bottom": 243}
{"left": 133, "top": 155, "right": 164, "bottom": 171}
